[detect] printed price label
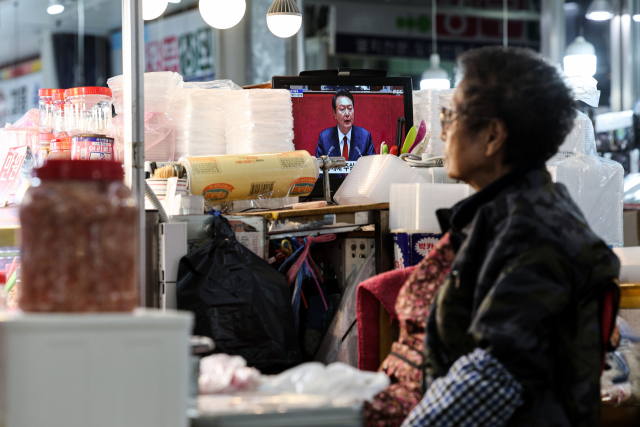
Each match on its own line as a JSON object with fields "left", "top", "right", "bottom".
{"left": 290, "top": 89, "right": 304, "bottom": 98}
{"left": 328, "top": 161, "right": 357, "bottom": 174}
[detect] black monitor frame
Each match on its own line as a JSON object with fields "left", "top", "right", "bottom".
{"left": 271, "top": 74, "right": 414, "bottom": 142}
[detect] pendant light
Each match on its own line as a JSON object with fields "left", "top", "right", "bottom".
{"left": 585, "top": 0, "right": 614, "bottom": 20}
{"left": 420, "top": 0, "right": 450, "bottom": 90}
{"left": 143, "top": 0, "right": 169, "bottom": 21}
{"left": 267, "top": 0, "right": 302, "bottom": 38}
{"left": 47, "top": 0, "right": 64, "bottom": 15}
{"left": 564, "top": 36, "right": 597, "bottom": 77}
{"left": 199, "top": 0, "right": 247, "bottom": 30}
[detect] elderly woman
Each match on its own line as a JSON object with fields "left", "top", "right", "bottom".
{"left": 367, "top": 47, "right": 620, "bottom": 427}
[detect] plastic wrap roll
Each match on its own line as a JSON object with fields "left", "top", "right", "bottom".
{"left": 181, "top": 150, "right": 319, "bottom": 204}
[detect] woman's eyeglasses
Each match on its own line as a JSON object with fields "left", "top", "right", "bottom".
{"left": 439, "top": 107, "right": 494, "bottom": 132}
{"left": 439, "top": 107, "right": 458, "bottom": 131}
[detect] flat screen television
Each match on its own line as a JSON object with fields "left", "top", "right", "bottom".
{"left": 272, "top": 74, "right": 413, "bottom": 199}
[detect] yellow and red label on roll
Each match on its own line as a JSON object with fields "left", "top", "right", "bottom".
{"left": 288, "top": 177, "right": 316, "bottom": 196}
{"left": 202, "top": 183, "right": 235, "bottom": 201}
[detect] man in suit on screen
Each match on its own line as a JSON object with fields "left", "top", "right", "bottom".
{"left": 315, "top": 89, "right": 376, "bottom": 161}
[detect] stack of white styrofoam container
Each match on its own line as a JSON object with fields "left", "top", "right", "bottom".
{"left": 333, "top": 155, "right": 428, "bottom": 205}
{"left": 390, "top": 183, "right": 472, "bottom": 232}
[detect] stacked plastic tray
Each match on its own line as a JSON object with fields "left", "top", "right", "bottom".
{"left": 413, "top": 89, "right": 455, "bottom": 157}
{"left": 390, "top": 183, "right": 472, "bottom": 232}
{"left": 171, "top": 80, "right": 240, "bottom": 158}
{"left": 223, "top": 89, "right": 295, "bottom": 155}
{"left": 108, "top": 71, "right": 183, "bottom": 115}
{"left": 333, "top": 155, "right": 428, "bottom": 205}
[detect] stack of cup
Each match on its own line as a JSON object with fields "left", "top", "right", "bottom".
{"left": 172, "top": 80, "right": 240, "bottom": 158}
{"left": 223, "top": 89, "right": 295, "bottom": 155}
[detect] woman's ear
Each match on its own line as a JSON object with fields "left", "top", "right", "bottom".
{"left": 485, "top": 118, "right": 508, "bottom": 158}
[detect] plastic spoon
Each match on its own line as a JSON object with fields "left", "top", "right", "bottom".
{"left": 409, "top": 120, "right": 427, "bottom": 153}
{"left": 401, "top": 126, "right": 417, "bottom": 155}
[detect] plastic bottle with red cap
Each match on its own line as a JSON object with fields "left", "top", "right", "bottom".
{"left": 38, "top": 89, "right": 65, "bottom": 133}
{"left": 20, "top": 159, "right": 136, "bottom": 313}
{"left": 53, "top": 90, "right": 67, "bottom": 136}
{"left": 64, "top": 87, "right": 113, "bottom": 137}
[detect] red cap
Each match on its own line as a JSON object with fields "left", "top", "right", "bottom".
{"left": 65, "top": 87, "right": 112, "bottom": 98}
{"left": 35, "top": 160, "right": 124, "bottom": 181}
{"left": 54, "top": 91, "right": 66, "bottom": 101}
{"left": 39, "top": 133, "right": 55, "bottom": 141}
{"left": 38, "top": 89, "right": 65, "bottom": 97}
{"left": 50, "top": 137, "right": 72, "bottom": 151}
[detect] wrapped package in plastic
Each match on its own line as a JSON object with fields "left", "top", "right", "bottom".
{"left": 314, "top": 253, "right": 376, "bottom": 367}
{"left": 333, "top": 154, "right": 428, "bottom": 205}
{"left": 601, "top": 317, "right": 640, "bottom": 406}
{"left": 171, "top": 80, "right": 241, "bottom": 158}
{"left": 108, "top": 71, "right": 183, "bottom": 115}
{"left": 548, "top": 154, "right": 624, "bottom": 247}
{"left": 223, "top": 89, "right": 295, "bottom": 155}
{"left": 0, "top": 109, "right": 40, "bottom": 167}
{"left": 258, "top": 362, "right": 390, "bottom": 402}
{"left": 180, "top": 151, "right": 318, "bottom": 210}
{"left": 199, "top": 354, "right": 262, "bottom": 395}
{"left": 550, "top": 110, "right": 597, "bottom": 162}
{"left": 112, "top": 112, "right": 176, "bottom": 162}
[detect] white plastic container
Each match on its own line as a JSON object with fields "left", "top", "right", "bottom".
{"left": 333, "top": 155, "right": 428, "bottom": 205}
{"left": 390, "top": 183, "right": 472, "bottom": 231}
{"left": 0, "top": 309, "right": 193, "bottom": 427}
{"left": 64, "top": 87, "right": 113, "bottom": 136}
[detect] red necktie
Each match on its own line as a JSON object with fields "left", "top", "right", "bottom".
{"left": 342, "top": 136, "right": 349, "bottom": 160}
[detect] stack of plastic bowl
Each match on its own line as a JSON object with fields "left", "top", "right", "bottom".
{"left": 171, "top": 80, "right": 240, "bottom": 158}
{"left": 390, "top": 183, "right": 472, "bottom": 232}
{"left": 412, "top": 89, "right": 456, "bottom": 157}
{"left": 108, "top": 71, "right": 183, "bottom": 115}
{"left": 333, "top": 155, "right": 428, "bottom": 205}
{"left": 145, "top": 178, "right": 188, "bottom": 210}
{"left": 223, "top": 89, "right": 295, "bottom": 155}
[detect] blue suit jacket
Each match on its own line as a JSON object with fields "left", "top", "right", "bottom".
{"left": 315, "top": 125, "right": 376, "bottom": 160}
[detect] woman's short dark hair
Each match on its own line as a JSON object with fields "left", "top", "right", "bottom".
{"left": 455, "top": 46, "right": 576, "bottom": 165}
{"left": 332, "top": 89, "right": 354, "bottom": 112}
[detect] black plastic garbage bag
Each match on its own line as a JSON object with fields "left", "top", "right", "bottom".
{"left": 177, "top": 214, "right": 301, "bottom": 373}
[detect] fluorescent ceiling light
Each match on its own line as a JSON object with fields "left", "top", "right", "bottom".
{"left": 420, "top": 54, "right": 451, "bottom": 90}
{"left": 585, "top": 0, "right": 614, "bottom": 20}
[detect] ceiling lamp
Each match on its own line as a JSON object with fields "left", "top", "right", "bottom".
{"left": 199, "top": 0, "right": 246, "bottom": 29}
{"left": 47, "top": 0, "right": 64, "bottom": 15}
{"left": 420, "top": 53, "right": 451, "bottom": 89}
{"left": 585, "top": 0, "right": 614, "bottom": 20}
{"left": 168, "top": 0, "right": 181, "bottom": 3}
{"left": 267, "top": 0, "right": 302, "bottom": 38}
{"left": 634, "top": 14, "right": 640, "bottom": 21}
{"left": 143, "top": 0, "right": 169, "bottom": 21}
{"left": 563, "top": 36, "right": 597, "bottom": 77}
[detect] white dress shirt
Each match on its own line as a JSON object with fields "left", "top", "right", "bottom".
{"left": 338, "top": 127, "right": 352, "bottom": 156}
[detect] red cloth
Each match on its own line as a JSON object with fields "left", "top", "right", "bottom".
{"left": 357, "top": 266, "right": 417, "bottom": 372}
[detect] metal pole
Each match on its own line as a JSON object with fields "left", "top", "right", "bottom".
{"left": 540, "top": 0, "right": 566, "bottom": 66}
{"left": 122, "top": 0, "right": 146, "bottom": 304}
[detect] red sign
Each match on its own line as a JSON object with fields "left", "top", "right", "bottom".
{"left": 0, "top": 146, "right": 28, "bottom": 206}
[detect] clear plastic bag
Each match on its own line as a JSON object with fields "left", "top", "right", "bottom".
{"left": 548, "top": 154, "right": 624, "bottom": 247}
{"left": 602, "top": 317, "right": 640, "bottom": 406}
{"left": 199, "top": 354, "right": 262, "bottom": 395}
{"left": 314, "top": 252, "right": 376, "bottom": 367}
{"left": 257, "top": 361, "right": 390, "bottom": 402}
{"left": 112, "top": 112, "right": 176, "bottom": 162}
